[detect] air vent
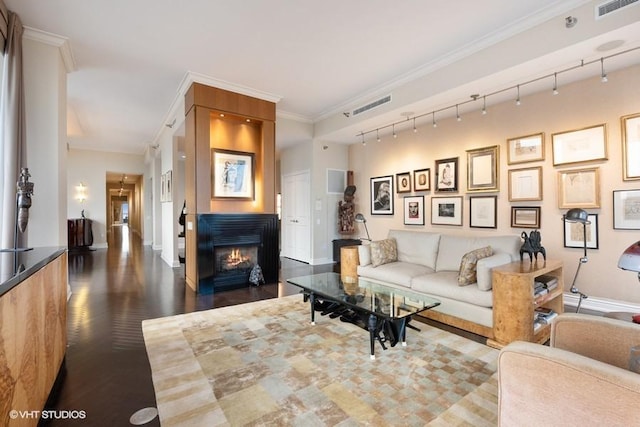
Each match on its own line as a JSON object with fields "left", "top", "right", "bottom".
{"left": 596, "top": 0, "right": 638, "bottom": 19}
{"left": 352, "top": 94, "right": 392, "bottom": 116}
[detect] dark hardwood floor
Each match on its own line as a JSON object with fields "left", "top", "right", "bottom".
{"left": 41, "top": 225, "right": 335, "bottom": 426}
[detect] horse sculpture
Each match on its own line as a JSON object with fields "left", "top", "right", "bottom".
{"left": 520, "top": 230, "right": 546, "bottom": 262}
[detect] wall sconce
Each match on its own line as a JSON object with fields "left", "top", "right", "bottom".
{"left": 76, "top": 182, "right": 87, "bottom": 203}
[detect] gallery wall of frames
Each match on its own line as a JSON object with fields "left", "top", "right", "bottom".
{"left": 347, "top": 63, "right": 640, "bottom": 304}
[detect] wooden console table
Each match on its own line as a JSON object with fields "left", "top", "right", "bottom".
{"left": 487, "top": 259, "right": 564, "bottom": 349}
{"left": 68, "top": 218, "right": 93, "bottom": 250}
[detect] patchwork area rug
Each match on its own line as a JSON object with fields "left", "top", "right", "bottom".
{"left": 142, "top": 295, "right": 499, "bottom": 426}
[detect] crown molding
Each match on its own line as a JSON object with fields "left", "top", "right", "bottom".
{"left": 23, "top": 26, "right": 77, "bottom": 73}
{"left": 276, "top": 110, "right": 313, "bottom": 124}
{"left": 179, "top": 71, "right": 282, "bottom": 104}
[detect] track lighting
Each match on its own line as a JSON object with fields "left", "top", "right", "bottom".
{"left": 361, "top": 133, "right": 366, "bottom": 146}
{"left": 354, "top": 46, "right": 638, "bottom": 143}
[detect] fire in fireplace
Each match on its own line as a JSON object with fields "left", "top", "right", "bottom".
{"left": 215, "top": 246, "right": 258, "bottom": 273}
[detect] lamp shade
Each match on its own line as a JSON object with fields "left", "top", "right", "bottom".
{"left": 564, "top": 208, "right": 590, "bottom": 223}
{"left": 618, "top": 241, "right": 640, "bottom": 273}
{"left": 355, "top": 213, "right": 366, "bottom": 223}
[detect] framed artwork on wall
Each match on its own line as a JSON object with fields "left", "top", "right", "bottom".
{"left": 551, "top": 124, "right": 608, "bottom": 166}
{"left": 511, "top": 206, "right": 541, "bottom": 228}
{"left": 435, "top": 157, "right": 458, "bottom": 192}
{"left": 431, "top": 196, "right": 462, "bottom": 226}
{"left": 413, "top": 168, "right": 430, "bottom": 191}
{"left": 466, "top": 145, "right": 499, "bottom": 192}
{"left": 622, "top": 113, "right": 640, "bottom": 181}
{"left": 508, "top": 166, "right": 542, "bottom": 202}
{"left": 370, "top": 175, "right": 394, "bottom": 215}
{"left": 403, "top": 196, "right": 424, "bottom": 225}
{"left": 564, "top": 213, "right": 599, "bottom": 249}
{"left": 469, "top": 195, "right": 497, "bottom": 228}
{"left": 613, "top": 189, "right": 640, "bottom": 230}
{"left": 557, "top": 167, "right": 600, "bottom": 209}
{"left": 396, "top": 172, "right": 412, "bottom": 193}
{"left": 507, "top": 133, "right": 545, "bottom": 165}
{"left": 211, "top": 149, "right": 255, "bottom": 199}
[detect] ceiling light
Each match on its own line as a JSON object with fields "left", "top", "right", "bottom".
{"left": 601, "top": 58, "right": 608, "bottom": 83}
{"left": 456, "top": 105, "right": 461, "bottom": 122}
{"left": 361, "top": 133, "right": 366, "bottom": 146}
{"left": 432, "top": 112, "right": 437, "bottom": 128}
{"left": 413, "top": 117, "right": 417, "bottom": 133}
{"left": 392, "top": 124, "right": 397, "bottom": 139}
{"left": 376, "top": 129, "right": 380, "bottom": 142}
{"left": 482, "top": 96, "right": 487, "bottom": 115}
{"left": 553, "top": 73, "right": 559, "bottom": 95}
{"left": 516, "top": 85, "right": 521, "bottom": 106}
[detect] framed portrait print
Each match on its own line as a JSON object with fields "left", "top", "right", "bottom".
{"left": 564, "top": 213, "right": 598, "bottom": 249}
{"left": 551, "top": 124, "right": 607, "bottom": 166}
{"left": 466, "top": 145, "right": 499, "bottom": 192}
{"left": 435, "top": 157, "right": 458, "bottom": 192}
{"left": 613, "top": 189, "right": 640, "bottom": 230}
{"left": 508, "top": 166, "right": 542, "bottom": 202}
{"left": 507, "top": 133, "right": 545, "bottom": 165}
{"left": 431, "top": 196, "right": 462, "bottom": 226}
{"left": 370, "top": 175, "right": 394, "bottom": 215}
{"left": 469, "top": 195, "right": 497, "bottom": 228}
{"left": 511, "top": 207, "right": 541, "bottom": 228}
{"left": 211, "top": 149, "right": 255, "bottom": 199}
{"left": 396, "top": 172, "right": 412, "bottom": 193}
{"left": 413, "top": 168, "right": 430, "bottom": 191}
{"left": 557, "top": 167, "right": 600, "bottom": 209}
{"left": 403, "top": 196, "right": 424, "bottom": 225}
{"left": 622, "top": 113, "right": 640, "bottom": 181}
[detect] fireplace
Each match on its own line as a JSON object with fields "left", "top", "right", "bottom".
{"left": 196, "top": 213, "right": 279, "bottom": 292}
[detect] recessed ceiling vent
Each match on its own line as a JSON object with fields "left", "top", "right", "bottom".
{"left": 352, "top": 94, "right": 392, "bottom": 116}
{"left": 596, "top": 0, "right": 638, "bottom": 19}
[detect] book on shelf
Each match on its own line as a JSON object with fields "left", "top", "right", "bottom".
{"left": 534, "top": 307, "right": 558, "bottom": 324}
{"left": 533, "top": 275, "right": 558, "bottom": 298}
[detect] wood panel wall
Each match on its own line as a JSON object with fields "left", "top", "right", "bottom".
{"left": 0, "top": 252, "right": 67, "bottom": 427}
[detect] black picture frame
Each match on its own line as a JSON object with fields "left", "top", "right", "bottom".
{"left": 563, "top": 213, "right": 599, "bottom": 249}
{"left": 370, "top": 175, "right": 394, "bottom": 215}
{"left": 396, "top": 172, "right": 411, "bottom": 193}
{"left": 511, "top": 206, "right": 541, "bottom": 228}
{"left": 469, "top": 195, "right": 497, "bottom": 228}
{"left": 435, "top": 157, "right": 458, "bottom": 192}
{"left": 413, "top": 168, "right": 431, "bottom": 191}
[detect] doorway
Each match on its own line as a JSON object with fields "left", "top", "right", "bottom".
{"left": 281, "top": 170, "right": 311, "bottom": 263}
{"left": 105, "top": 172, "right": 141, "bottom": 248}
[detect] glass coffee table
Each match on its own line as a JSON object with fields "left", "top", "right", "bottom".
{"left": 287, "top": 272, "right": 440, "bottom": 359}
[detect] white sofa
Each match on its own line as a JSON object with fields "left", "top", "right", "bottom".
{"left": 357, "top": 229, "right": 521, "bottom": 338}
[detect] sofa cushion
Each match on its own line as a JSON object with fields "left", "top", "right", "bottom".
{"left": 370, "top": 238, "right": 397, "bottom": 267}
{"left": 358, "top": 244, "right": 372, "bottom": 267}
{"left": 476, "top": 252, "right": 513, "bottom": 291}
{"left": 436, "top": 234, "right": 520, "bottom": 272}
{"left": 358, "top": 261, "right": 433, "bottom": 288}
{"left": 458, "top": 246, "right": 494, "bottom": 286}
{"left": 411, "top": 271, "right": 493, "bottom": 308}
{"left": 388, "top": 230, "right": 441, "bottom": 269}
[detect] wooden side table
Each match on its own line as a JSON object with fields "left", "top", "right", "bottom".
{"left": 340, "top": 246, "right": 359, "bottom": 283}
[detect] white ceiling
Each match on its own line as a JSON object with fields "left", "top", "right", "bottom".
{"left": 5, "top": 0, "right": 640, "bottom": 155}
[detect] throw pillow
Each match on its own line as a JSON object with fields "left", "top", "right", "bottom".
{"left": 458, "top": 246, "right": 493, "bottom": 286}
{"left": 370, "top": 238, "right": 398, "bottom": 267}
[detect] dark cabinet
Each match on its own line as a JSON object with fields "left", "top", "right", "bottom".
{"left": 68, "top": 218, "right": 93, "bottom": 249}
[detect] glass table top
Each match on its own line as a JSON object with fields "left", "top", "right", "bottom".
{"left": 287, "top": 272, "right": 440, "bottom": 319}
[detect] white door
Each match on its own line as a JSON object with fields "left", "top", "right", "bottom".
{"left": 282, "top": 170, "right": 311, "bottom": 263}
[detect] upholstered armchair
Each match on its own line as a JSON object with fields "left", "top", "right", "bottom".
{"left": 498, "top": 313, "right": 640, "bottom": 427}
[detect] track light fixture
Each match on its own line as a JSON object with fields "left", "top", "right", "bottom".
{"left": 361, "top": 133, "right": 366, "bottom": 146}
{"left": 601, "top": 57, "right": 608, "bottom": 83}
{"left": 354, "top": 47, "right": 637, "bottom": 143}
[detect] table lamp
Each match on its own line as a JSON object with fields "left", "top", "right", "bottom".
{"left": 354, "top": 213, "right": 371, "bottom": 241}
{"left": 563, "top": 208, "right": 590, "bottom": 312}
{"left": 617, "top": 241, "right": 640, "bottom": 323}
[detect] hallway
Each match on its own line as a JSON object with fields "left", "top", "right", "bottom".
{"left": 45, "top": 225, "right": 331, "bottom": 426}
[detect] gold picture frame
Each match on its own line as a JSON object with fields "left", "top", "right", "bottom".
{"left": 508, "top": 166, "right": 542, "bottom": 202}
{"left": 466, "top": 145, "right": 499, "bottom": 192}
{"left": 557, "top": 167, "right": 600, "bottom": 209}
{"left": 507, "top": 132, "right": 544, "bottom": 165}
{"left": 622, "top": 113, "right": 640, "bottom": 181}
{"left": 551, "top": 124, "right": 607, "bottom": 166}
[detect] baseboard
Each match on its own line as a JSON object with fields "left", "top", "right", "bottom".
{"left": 152, "top": 244, "right": 162, "bottom": 251}
{"left": 309, "top": 257, "right": 335, "bottom": 266}
{"left": 563, "top": 292, "right": 640, "bottom": 313}
{"left": 92, "top": 243, "right": 108, "bottom": 249}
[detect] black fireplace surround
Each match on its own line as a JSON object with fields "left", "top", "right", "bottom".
{"left": 196, "top": 213, "right": 279, "bottom": 292}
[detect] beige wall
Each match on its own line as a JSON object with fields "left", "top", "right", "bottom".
{"left": 349, "top": 63, "right": 640, "bottom": 307}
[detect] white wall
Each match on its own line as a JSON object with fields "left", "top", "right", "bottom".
{"left": 23, "top": 38, "right": 67, "bottom": 247}
{"left": 67, "top": 149, "right": 145, "bottom": 248}
{"left": 348, "top": 63, "right": 640, "bottom": 309}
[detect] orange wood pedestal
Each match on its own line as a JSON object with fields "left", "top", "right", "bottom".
{"left": 340, "top": 246, "right": 359, "bottom": 283}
